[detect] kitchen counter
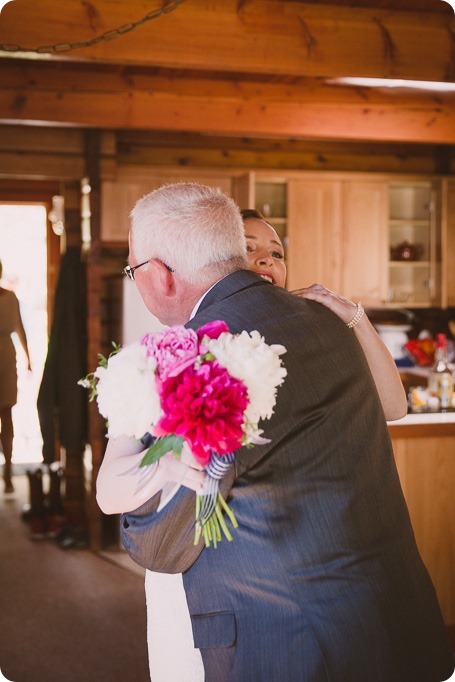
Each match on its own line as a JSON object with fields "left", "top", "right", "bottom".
{"left": 386, "top": 411, "right": 455, "bottom": 632}
{"left": 393, "top": 367, "right": 455, "bottom": 435}
{"left": 388, "top": 410, "right": 455, "bottom": 438}
{"left": 388, "top": 410, "right": 455, "bottom": 426}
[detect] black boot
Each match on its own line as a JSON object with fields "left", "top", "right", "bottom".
{"left": 46, "top": 463, "right": 67, "bottom": 539}
{"left": 26, "top": 466, "right": 47, "bottom": 540}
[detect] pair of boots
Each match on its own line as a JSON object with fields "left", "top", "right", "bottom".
{"left": 26, "top": 464, "right": 67, "bottom": 540}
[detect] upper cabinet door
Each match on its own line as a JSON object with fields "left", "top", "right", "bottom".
{"left": 340, "top": 181, "right": 388, "bottom": 306}
{"left": 387, "top": 181, "right": 440, "bottom": 308}
{"left": 231, "top": 172, "right": 256, "bottom": 212}
{"left": 287, "top": 179, "right": 342, "bottom": 292}
{"left": 442, "top": 178, "right": 455, "bottom": 308}
{"left": 101, "top": 172, "right": 233, "bottom": 242}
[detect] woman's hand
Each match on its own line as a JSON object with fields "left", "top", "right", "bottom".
{"left": 97, "top": 436, "right": 206, "bottom": 514}
{"left": 158, "top": 445, "right": 206, "bottom": 494}
{"left": 292, "top": 283, "right": 407, "bottom": 420}
{"left": 291, "top": 283, "right": 361, "bottom": 326}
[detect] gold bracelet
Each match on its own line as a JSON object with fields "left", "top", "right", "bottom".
{"left": 346, "top": 302, "right": 364, "bottom": 329}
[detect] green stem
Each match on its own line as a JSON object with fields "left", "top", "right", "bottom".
{"left": 194, "top": 495, "right": 203, "bottom": 546}
{"left": 215, "top": 501, "right": 233, "bottom": 542}
{"left": 217, "top": 493, "right": 238, "bottom": 529}
{"left": 193, "top": 493, "right": 238, "bottom": 548}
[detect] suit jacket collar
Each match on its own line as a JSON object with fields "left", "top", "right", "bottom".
{"left": 197, "top": 269, "right": 269, "bottom": 314}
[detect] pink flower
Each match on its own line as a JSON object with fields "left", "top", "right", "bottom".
{"left": 156, "top": 360, "right": 249, "bottom": 466}
{"left": 141, "top": 327, "right": 199, "bottom": 381}
{"left": 197, "top": 320, "right": 229, "bottom": 341}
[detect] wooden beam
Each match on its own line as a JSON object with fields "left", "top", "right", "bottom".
{"left": 1, "top": 76, "right": 455, "bottom": 143}
{"left": 0, "top": 0, "right": 454, "bottom": 82}
{"left": 115, "top": 134, "right": 450, "bottom": 175}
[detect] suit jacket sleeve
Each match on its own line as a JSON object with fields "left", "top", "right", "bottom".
{"left": 120, "top": 464, "right": 235, "bottom": 572}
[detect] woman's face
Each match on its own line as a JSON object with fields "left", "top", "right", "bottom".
{"left": 244, "top": 218, "right": 286, "bottom": 288}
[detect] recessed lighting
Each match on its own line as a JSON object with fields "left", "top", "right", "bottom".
{"left": 328, "top": 77, "right": 455, "bottom": 93}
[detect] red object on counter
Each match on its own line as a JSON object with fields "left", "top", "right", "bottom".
{"left": 404, "top": 338, "right": 436, "bottom": 367}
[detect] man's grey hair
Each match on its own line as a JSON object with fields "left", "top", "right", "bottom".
{"left": 130, "top": 183, "right": 248, "bottom": 284}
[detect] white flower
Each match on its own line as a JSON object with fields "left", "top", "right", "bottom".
{"left": 95, "top": 342, "right": 161, "bottom": 439}
{"left": 204, "top": 330, "right": 287, "bottom": 437}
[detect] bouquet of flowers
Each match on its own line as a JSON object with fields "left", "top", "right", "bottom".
{"left": 80, "top": 320, "right": 287, "bottom": 548}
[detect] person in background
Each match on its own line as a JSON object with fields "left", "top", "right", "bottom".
{"left": 97, "top": 183, "right": 453, "bottom": 682}
{"left": 0, "top": 259, "right": 31, "bottom": 494}
{"left": 240, "top": 208, "right": 408, "bottom": 421}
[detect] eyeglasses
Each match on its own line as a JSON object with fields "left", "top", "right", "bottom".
{"left": 122, "top": 259, "right": 174, "bottom": 281}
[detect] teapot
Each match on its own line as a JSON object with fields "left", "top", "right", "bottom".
{"left": 390, "top": 241, "right": 420, "bottom": 261}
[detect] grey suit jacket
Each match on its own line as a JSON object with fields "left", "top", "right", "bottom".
{"left": 121, "top": 270, "right": 454, "bottom": 682}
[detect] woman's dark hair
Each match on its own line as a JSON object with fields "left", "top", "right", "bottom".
{"left": 240, "top": 209, "right": 274, "bottom": 231}
{"left": 240, "top": 208, "right": 265, "bottom": 221}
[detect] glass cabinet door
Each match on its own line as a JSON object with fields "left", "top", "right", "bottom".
{"left": 254, "top": 181, "right": 287, "bottom": 253}
{"left": 387, "top": 182, "right": 439, "bottom": 307}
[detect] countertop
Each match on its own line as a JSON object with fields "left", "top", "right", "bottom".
{"left": 388, "top": 411, "right": 455, "bottom": 426}
{"left": 387, "top": 410, "right": 455, "bottom": 437}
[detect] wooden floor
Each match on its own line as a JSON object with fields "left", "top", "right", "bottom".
{"left": 0, "top": 475, "right": 150, "bottom": 682}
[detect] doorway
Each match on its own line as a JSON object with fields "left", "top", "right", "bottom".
{"left": 0, "top": 204, "right": 48, "bottom": 465}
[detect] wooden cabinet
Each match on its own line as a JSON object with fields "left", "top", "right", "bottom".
{"left": 247, "top": 172, "right": 450, "bottom": 307}
{"left": 286, "top": 178, "right": 342, "bottom": 292}
{"left": 254, "top": 174, "right": 388, "bottom": 304}
{"left": 254, "top": 180, "right": 288, "bottom": 249}
{"left": 101, "top": 170, "right": 233, "bottom": 243}
{"left": 387, "top": 181, "right": 440, "bottom": 307}
{"left": 340, "top": 180, "right": 387, "bottom": 305}
{"left": 389, "top": 423, "right": 455, "bottom": 629}
{"left": 101, "top": 168, "right": 454, "bottom": 308}
{"left": 442, "top": 178, "right": 455, "bottom": 308}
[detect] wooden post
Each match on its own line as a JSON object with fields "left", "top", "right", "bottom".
{"left": 83, "top": 130, "right": 106, "bottom": 551}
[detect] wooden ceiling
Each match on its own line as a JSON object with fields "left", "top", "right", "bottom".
{"left": 0, "top": 0, "right": 455, "bottom": 144}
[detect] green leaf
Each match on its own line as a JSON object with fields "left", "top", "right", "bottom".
{"left": 139, "top": 435, "right": 184, "bottom": 467}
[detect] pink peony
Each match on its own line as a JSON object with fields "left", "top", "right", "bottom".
{"left": 141, "top": 326, "right": 199, "bottom": 381}
{"left": 156, "top": 360, "right": 249, "bottom": 466}
{"left": 197, "top": 320, "right": 229, "bottom": 341}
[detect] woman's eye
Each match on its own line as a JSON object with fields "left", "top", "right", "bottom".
{"left": 246, "top": 244, "right": 253, "bottom": 252}
{"left": 272, "top": 251, "right": 284, "bottom": 259}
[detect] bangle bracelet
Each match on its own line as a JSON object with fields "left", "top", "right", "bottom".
{"left": 346, "top": 302, "right": 364, "bottom": 329}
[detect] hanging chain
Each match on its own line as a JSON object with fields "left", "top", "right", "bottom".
{"left": 0, "top": 0, "right": 185, "bottom": 55}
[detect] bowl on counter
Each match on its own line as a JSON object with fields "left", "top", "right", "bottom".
{"left": 374, "top": 323, "right": 413, "bottom": 361}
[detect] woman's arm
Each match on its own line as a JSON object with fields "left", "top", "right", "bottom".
{"left": 292, "top": 284, "right": 408, "bottom": 421}
{"left": 13, "top": 296, "right": 31, "bottom": 370}
{"left": 96, "top": 435, "right": 205, "bottom": 515}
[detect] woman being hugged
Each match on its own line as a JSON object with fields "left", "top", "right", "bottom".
{"left": 241, "top": 209, "right": 407, "bottom": 421}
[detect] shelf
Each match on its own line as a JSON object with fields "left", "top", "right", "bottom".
{"left": 389, "top": 219, "right": 430, "bottom": 227}
{"left": 387, "top": 181, "right": 438, "bottom": 307}
{"left": 386, "top": 301, "right": 432, "bottom": 308}
{"left": 388, "top": 261, "right": 430, "bottom": 267}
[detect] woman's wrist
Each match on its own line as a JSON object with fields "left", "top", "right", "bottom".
{"left": 346, "top": 303, "right": 364, "bottom": 329}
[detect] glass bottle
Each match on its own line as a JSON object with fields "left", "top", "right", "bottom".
{"left": 428, "top": 333, "right": 454, "bottom": 411}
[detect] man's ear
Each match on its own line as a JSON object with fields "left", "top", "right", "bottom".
{"left": 150, "top": 258, "right": 175, "bottom": 296}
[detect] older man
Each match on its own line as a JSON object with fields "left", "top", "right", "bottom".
{"left": 97, "top": 182, "right": 454, "bottom": 682}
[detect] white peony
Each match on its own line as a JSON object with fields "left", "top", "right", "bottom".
{"left": 94, "top": 342, "right": 162, "bottom": 439}
{"left": 205, "top": 330, "right": 287, "bottom": 439}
